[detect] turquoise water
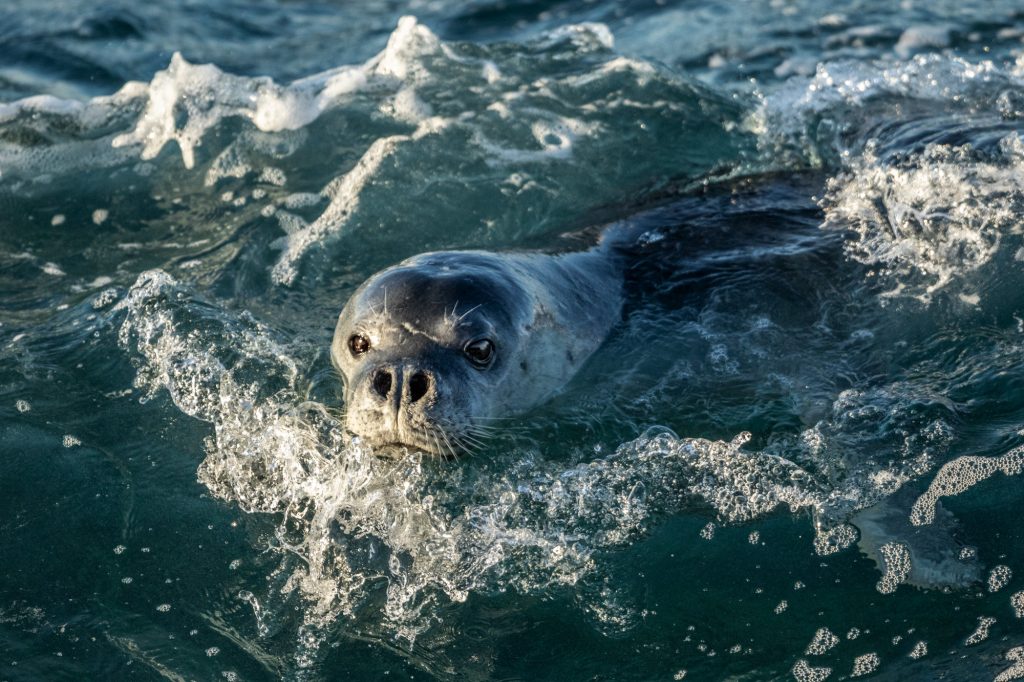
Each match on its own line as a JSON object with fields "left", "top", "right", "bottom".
{"left": 4, "top": 1, "right": 1024, "bottom": 679}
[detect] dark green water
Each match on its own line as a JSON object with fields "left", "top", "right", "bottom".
{"left": 4, "top": 1, "right": 1024, "bottom": 679}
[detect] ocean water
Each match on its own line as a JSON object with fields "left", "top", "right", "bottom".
{"left": 4, "top": 0, "right": 1024, "bottom": 679}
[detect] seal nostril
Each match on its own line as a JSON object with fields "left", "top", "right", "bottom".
{"left": 409, "top": 372, "right": 429, "bottom": 403}
{"left": 371, "top": 368, "right": 392, "bottom": 399}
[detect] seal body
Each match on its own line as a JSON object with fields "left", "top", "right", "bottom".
{"left": 331, "top": 248, "right": 622, "bottom": 455}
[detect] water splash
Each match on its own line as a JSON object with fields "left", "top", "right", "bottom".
{"left": 820, "top": 135, "right": 1024, "bottom": 303}
{"left": 114, "top": 268, "right": 896, "bottom": 650}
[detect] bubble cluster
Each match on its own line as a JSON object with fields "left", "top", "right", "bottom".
{"left": 996, "top": 647, "right": 1024, "bottom": 682}
{"left": 964, "top": 616, "right": 996, "bottom": 646}
{"left": 912, "top": 447, "right": 1024, "bottom": 526}
{"left": 805, "top": 627, "right": 840, "bottom": 656}
{"left": 850, "top": 653, "right": 879, "bottom": 677}
{"left": 792, "top": 659, "right": 831, "bottom": 682}
{"left": 91, "top": 288, "right": 119, "bottom": 309}
{"left": 875, "top": 543, "right": 911, "bottom": 595}
{"left": 990, "top": 566, "right": 1013, "bottom": 593}
{"left": 1011, "top": 591, "right": 1024, "bottom": 618}
{"left": 813, "top": 524, "right": 856, "bottom": 557}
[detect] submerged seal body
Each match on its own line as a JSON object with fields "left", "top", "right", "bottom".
{"left": 331, "top": 247, "right": 622, "bottom": 455}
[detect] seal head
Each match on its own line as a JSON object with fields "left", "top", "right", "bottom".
{"left": 332, "top": 249, "right": 621, "bottom": 456}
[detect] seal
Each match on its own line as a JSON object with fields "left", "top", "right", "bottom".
{"left": 331, "top": 246, "right": 623, "bottom": 456}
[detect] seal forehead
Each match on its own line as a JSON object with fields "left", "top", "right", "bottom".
{"left": 356, "top": 255, "right": 531, "bottom": 334}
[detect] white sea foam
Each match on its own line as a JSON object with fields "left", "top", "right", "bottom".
{"left": 850, "top": 653, "right": 880, "bottom": 677}
{"left": 755, "top": 55, "right": 1024, "bottom": 303}
{"left": 79, "top": 14, "right": 433, "bottom": 194}
{"left": 270, "top": 132, "right": 421, "bottom": 286}
{"left": 792, "top": 659, "right": 832, "bottom": 681}
{"left": 109, "top": 44, "right": 375, "bottom": 169}
{"left": 539, "top": 22, "right": 615, "bottom": 51}
{"left": 964, "top": 615, "right": 996, "bottom": 646}
{"left": 820, "top": 135, "right": 1024, "bottom": 303}
{"left": 2, "top": 16, "right": 742, "bottom": 288}
{"left": 997, "top": 647, "right": 1024, "bottom": 682}
{"left": 894, "top": 26, "right": 952, "bottom": 58}
{"left": 990, "top": 565, "right": 1013, "bottom": 593}
{"left": 757, "top": 55, "right": 1009, "bottom": 146}
{"left": 115, "top": 269, "right": 874, "bottom": 645}
{"left": 875, "top": 542, "right": 911, "bottom": 594}
{"left": 110, "top": 253, "right": 980, "bottom": 653}
{"left": 805, "top": 627, "right": 839, "bottom": 655}
{"left": 911, "top": 446, "right": 1024, "bottom": 526}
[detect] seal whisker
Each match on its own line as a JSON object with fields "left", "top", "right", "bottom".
{"left": 470, "top": 421, "right": 525, "bottom": 436}
{"left": 456, "top": 303, "right": 481, "bottom": 322}
{"left": 433, "top": 425, "right": 456, "bottom": 459}
{"left": 450, "top": 432, "right": 480, "bottom": 458}
{"left": 445, "top": 433, "right": 462, "bottom": 460}
{"left": 459, "top": 440, "right": 485, "bottom": 457}
{"left": 463, "top": 428, "right": 497, "bottom": 443}
{"left": 456, "top": 429, "right": 486, "bottom": 446}
{"left": 448, "top": 429, "right": 480, "bottom": 458}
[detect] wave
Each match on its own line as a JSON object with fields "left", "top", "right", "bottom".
{"left": 6, "top": 21, "right": 1024, "bottom": 303}
{"left": 8, "top": 15, "right": 1024, "bottom": 673}
{"left": 111, "top": 260, "right": 1000, "bottom": 654}
{"left": 1, "top": 17, "right": 752, "bottom": 288}
{"left": 116, "top": 269, "right": 832, "bottom": 645}
{"left": 756, "top": 54, "right": 1024, "bottom": 303}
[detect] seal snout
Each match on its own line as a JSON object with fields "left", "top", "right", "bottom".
{"left": 371, "top": 367, "right": 393, "bottom": 399}
{"left": 368, "top": 364, "right": 434, "bottom": 406}
{"left": 408, "top": 371, "right": 431, "bottom": 403}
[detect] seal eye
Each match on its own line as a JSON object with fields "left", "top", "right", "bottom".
{"left": 464, "top": 338, "right": 494, "bottom": 367}
{"left": 348, "top": 334, "right": 371, "bottom": 356}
